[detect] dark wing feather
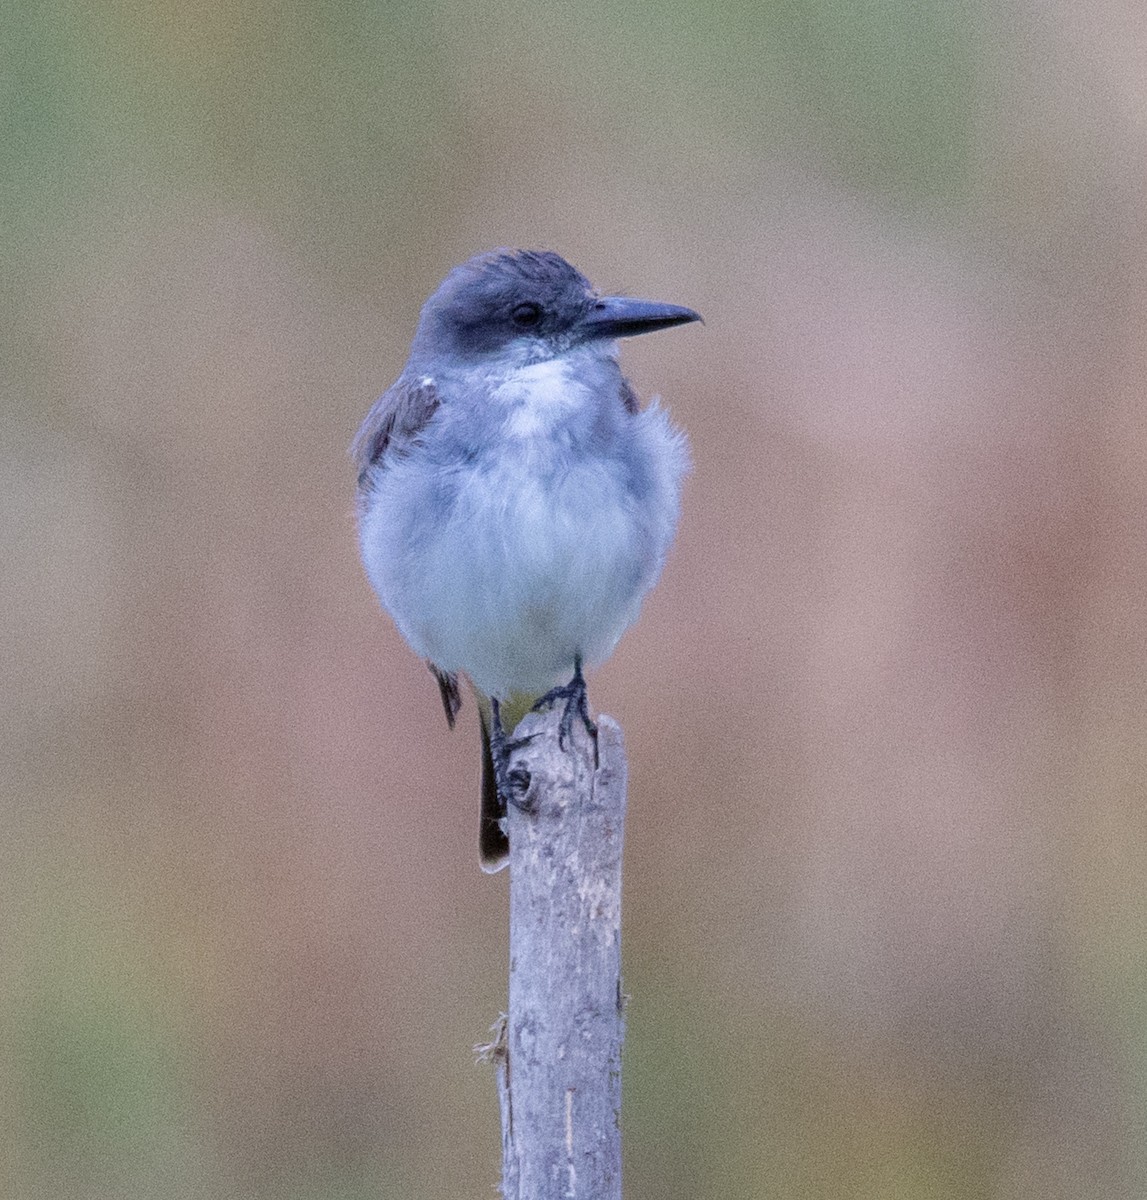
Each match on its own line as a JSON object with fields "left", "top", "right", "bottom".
{"left": 427, "top": 663, "right": 462, "bottom": 729}
{"left": 619, "top": 377, "right": 640, "bottom": 415}
{"left": 351, "top": 375, "right": 440, "bottom": 490}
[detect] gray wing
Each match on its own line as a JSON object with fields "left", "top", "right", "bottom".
{"left": 351, "top": 375, "right": 440, "bottom": 491}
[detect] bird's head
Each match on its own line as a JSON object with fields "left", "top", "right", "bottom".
{"left": 410, "top": 249, "right": 700, "bottom": 368}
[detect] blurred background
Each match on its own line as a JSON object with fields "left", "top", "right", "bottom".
{"left": 5, "top": 0, "right": 1146, "bottom": 1196}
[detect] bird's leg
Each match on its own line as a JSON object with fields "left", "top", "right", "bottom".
{"left": 532, "top": 655, "right": 598, "bottom": 757}
{"left": 490, "top": 697, "right": 536, "bottom": 813}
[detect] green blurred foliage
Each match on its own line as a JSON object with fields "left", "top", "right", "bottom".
{"left": 10, "top": 882, "right": 203, "bottom": 1197}
{"left": 3, "top": 0, "right": 980, "bottom": 271}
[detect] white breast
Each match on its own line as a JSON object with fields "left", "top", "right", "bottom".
{"left": 358, "top": 356, "right": 687, "bottom": 699}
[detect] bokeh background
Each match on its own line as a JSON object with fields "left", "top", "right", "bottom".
{"left": 6, "top": 1, "right": 1147, "bottom": 1196}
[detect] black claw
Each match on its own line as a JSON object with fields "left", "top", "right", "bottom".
{"left": 506, "top": 770, "right": 536, "bottom": 813}
{"left": 532, "top": 656, "right": 598, "bottom": 758}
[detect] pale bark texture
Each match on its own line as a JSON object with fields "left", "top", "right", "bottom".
{"left": 494, "top": 708, "right": 628, "bottom": 1200}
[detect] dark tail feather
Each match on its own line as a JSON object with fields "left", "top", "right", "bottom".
{"left": 478, "top": 711, "right": 509, "bottom": 872}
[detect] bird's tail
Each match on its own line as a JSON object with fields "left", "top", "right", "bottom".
{"left": 478, "top": 708, "right": 508, "bottom": 871}
{"left": 475, "top": 690, "right": 535, "bottom": 873}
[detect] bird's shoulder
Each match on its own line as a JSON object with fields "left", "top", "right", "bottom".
{"left": 619, "top": 376, "right": 640, "bottom": 415}
{"left": 351, "top": 374, "right": 441, "bottom": 486}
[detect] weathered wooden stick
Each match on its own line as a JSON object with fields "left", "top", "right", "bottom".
{"left": 493, "top": 707, "right": 628, "bottom": 1200}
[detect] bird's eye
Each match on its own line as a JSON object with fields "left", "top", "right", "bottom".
{"left": 510, "top": 302, "right": 543, "bottom": 328}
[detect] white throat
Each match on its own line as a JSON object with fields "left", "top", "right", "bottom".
{"left": 493, "top": 358, "right": 588, "bottom": 440}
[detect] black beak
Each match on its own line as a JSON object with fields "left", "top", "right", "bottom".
{"left": 579, "top": 295, "right": 702, "bottom": 341}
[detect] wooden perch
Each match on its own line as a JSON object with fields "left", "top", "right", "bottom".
{"left": 490, "top": 706, "right": 628, "bottom": 1200}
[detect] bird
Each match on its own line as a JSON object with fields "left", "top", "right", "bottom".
{"left": 352, "top": 249, "right": 699, "bottom": 871}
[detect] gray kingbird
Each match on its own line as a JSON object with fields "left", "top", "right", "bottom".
{"left": 353, "top": 249, "right": 700, "bottom": 870}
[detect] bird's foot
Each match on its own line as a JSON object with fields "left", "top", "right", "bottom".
{"left": 532, "top": 656, "right": 598, "bottom": 759}
{"left": 490, "top": 698, "right": 537, "bottom": 813}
